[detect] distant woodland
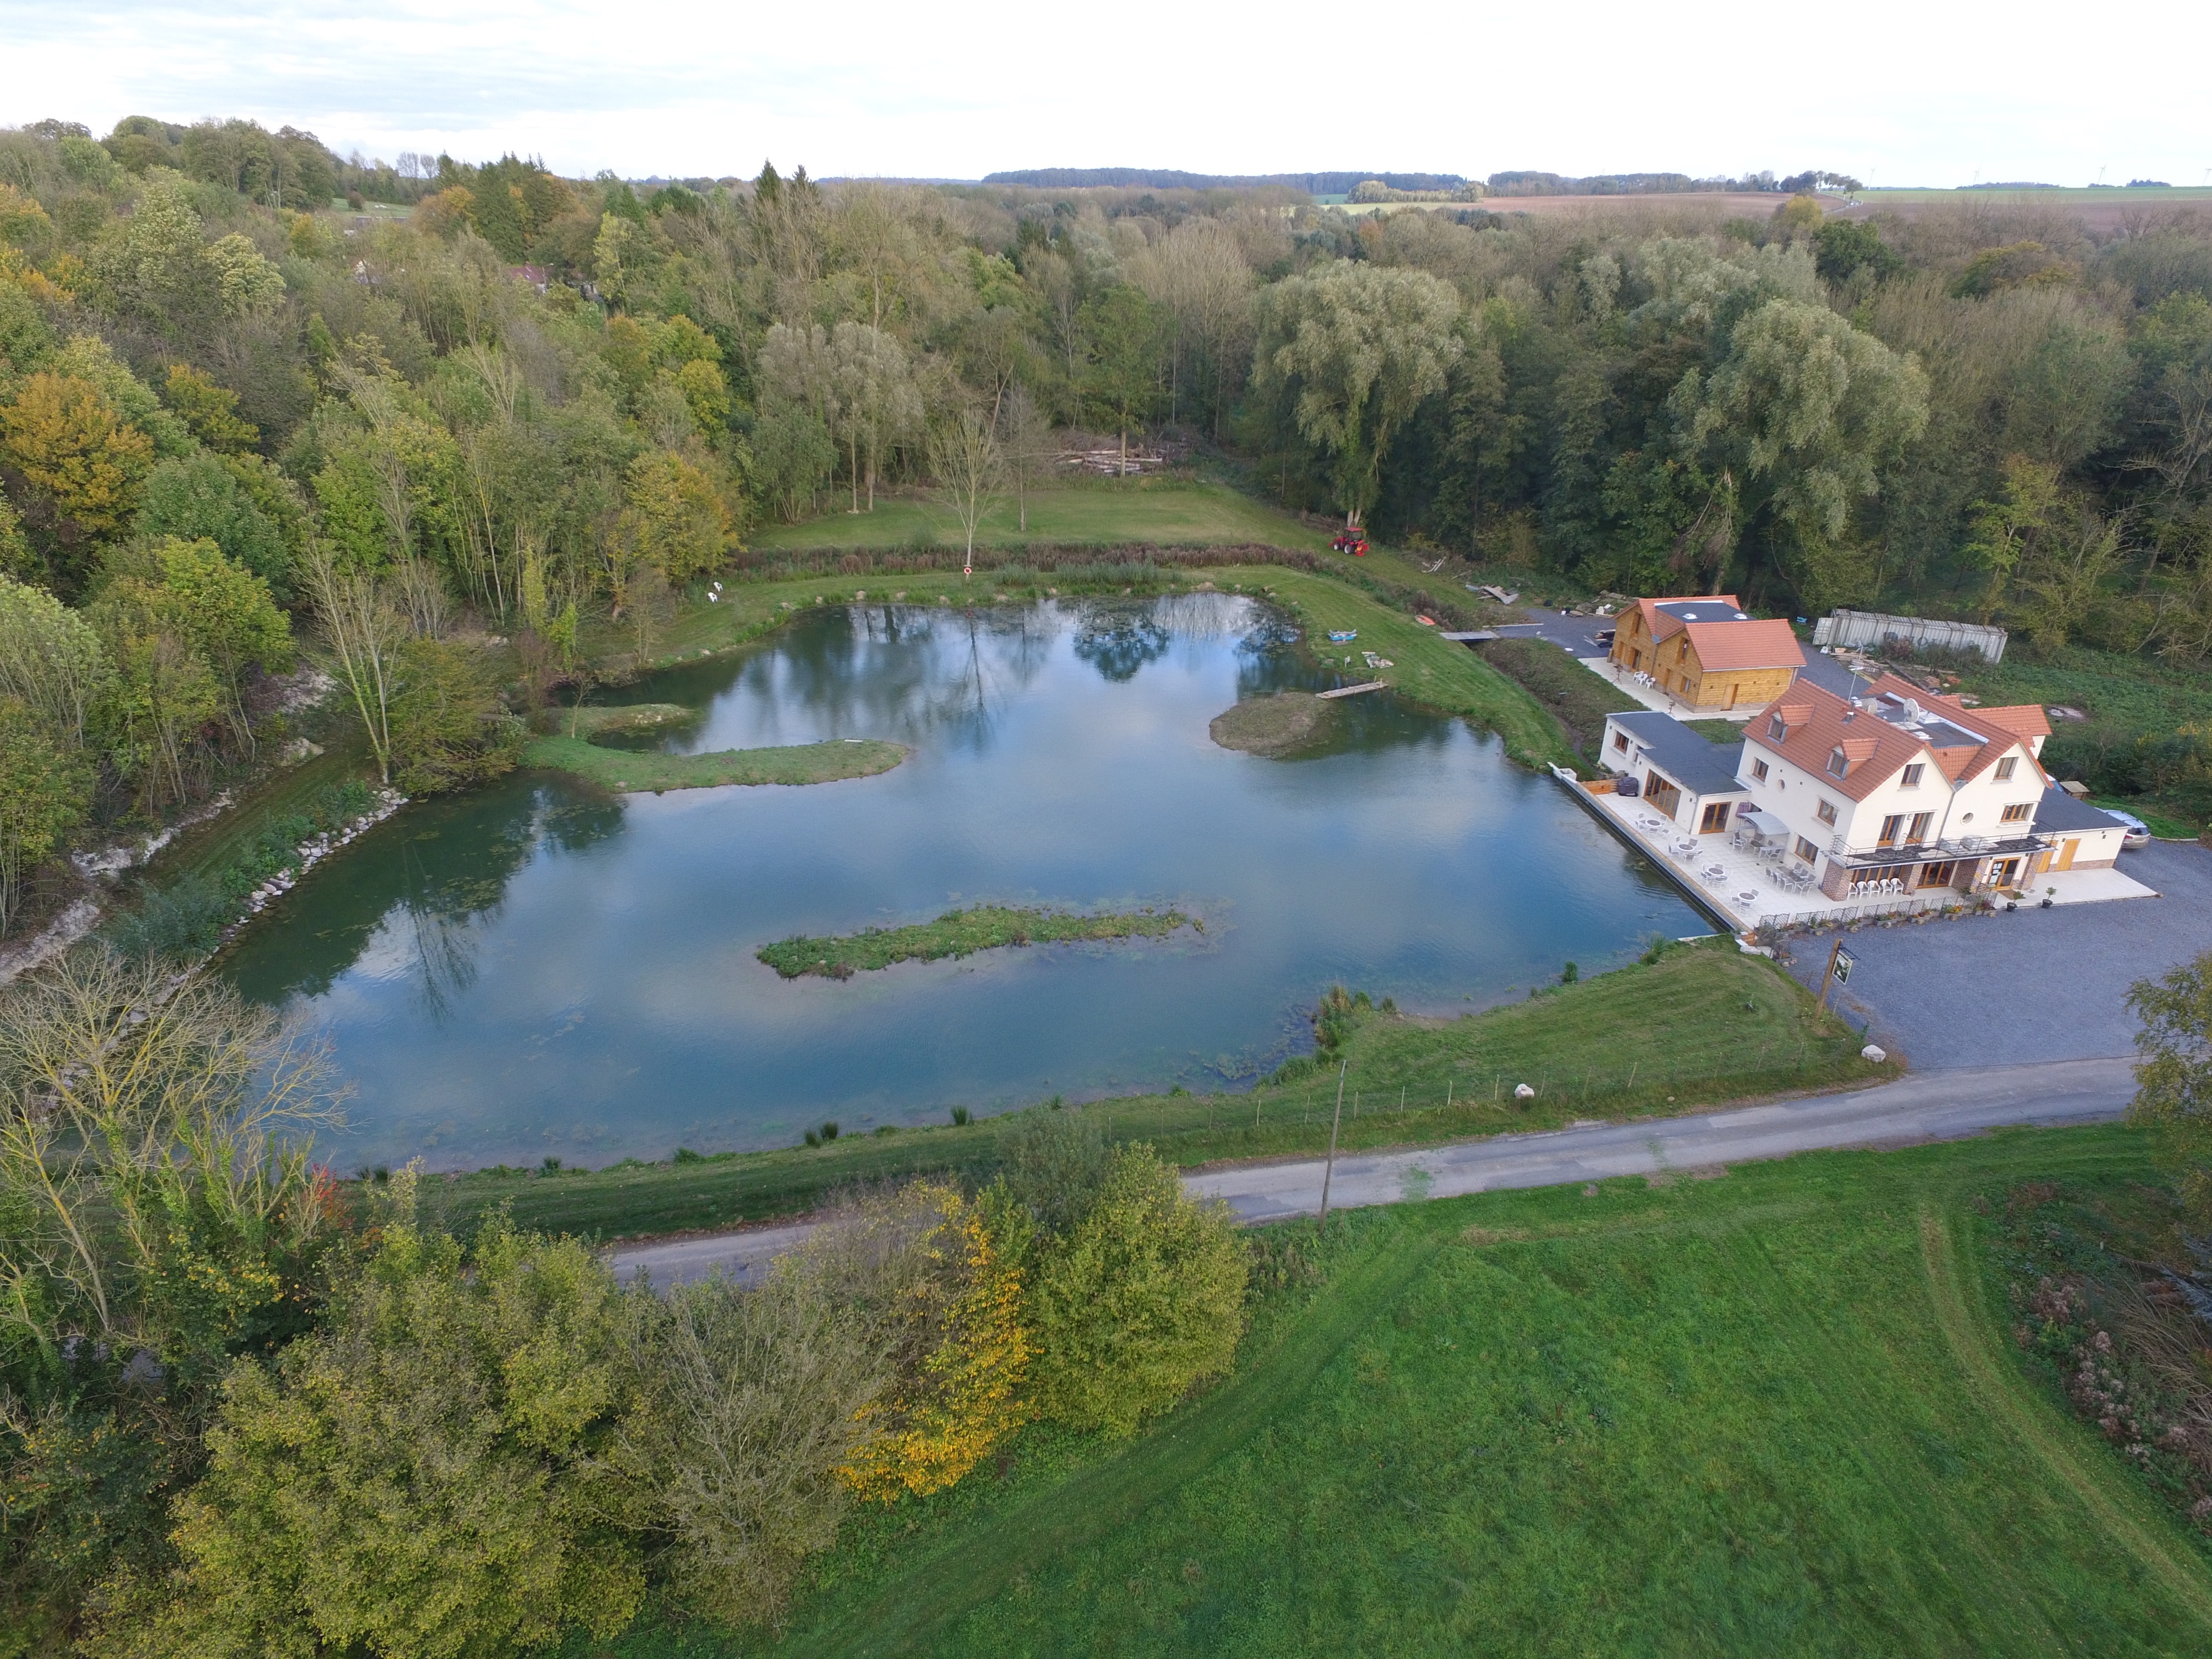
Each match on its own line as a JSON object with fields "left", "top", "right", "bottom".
{"left": 2, "top": 112, "right": 2212, "bottom": 929}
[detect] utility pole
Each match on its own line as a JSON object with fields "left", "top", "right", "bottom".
{"left": 1318, "top": 1059, "right": 1348, "bottom": 1227}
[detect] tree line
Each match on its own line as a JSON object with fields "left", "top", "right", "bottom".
{"left": 2, "top": 113, "right": 2211, "bottom": 933}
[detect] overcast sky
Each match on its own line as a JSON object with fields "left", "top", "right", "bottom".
{"left": 4, "top": 0, "right": 2208, "bottom": 189}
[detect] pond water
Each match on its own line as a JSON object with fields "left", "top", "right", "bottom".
{"left": 225, "top": 595, "right": 1706, "bottom": 1171}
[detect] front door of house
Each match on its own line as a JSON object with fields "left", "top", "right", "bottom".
{"left": 1989, "top": 857, "right": 2021, "bottom": 888}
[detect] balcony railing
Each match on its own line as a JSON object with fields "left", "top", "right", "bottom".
{"left": 1823, "top": 832, "right": 2049, "bottom": 871}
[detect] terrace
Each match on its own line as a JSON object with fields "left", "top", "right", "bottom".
{"left": 1578, "top": 780, "right": 1987, "bottom": 933}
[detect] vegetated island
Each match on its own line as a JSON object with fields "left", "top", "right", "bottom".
{"left": 523, "top": 706, "right": 907, "bottom": 792}
{"left": 760, "top": 904, "right": 1193, "bottom": 979}
{"left": 1209, "top": 691, "right": 1334, "bottom": 757}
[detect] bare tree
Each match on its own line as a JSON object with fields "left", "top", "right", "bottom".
{"left": 301, "top": 540, "right": 406, "bottom": 785}
{"left": 931, "top": 406, "right": 1001, "bottom": 577}
{"left": 997, "top": 385, "right": 1052, "bottom": 535}
{"left": 0, "top": 951, "right": 343, "bottom": 1353}
{"left": 1130, "top": 219, "right": 1257, "bottom": 434}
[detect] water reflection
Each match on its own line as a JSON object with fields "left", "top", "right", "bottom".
{"left": 223, "top": 595, "right": 1707, "bottom": 1170}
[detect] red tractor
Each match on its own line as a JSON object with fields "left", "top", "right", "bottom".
{"left": 1332, "top": 527, "right": 1370, "bottom": 557}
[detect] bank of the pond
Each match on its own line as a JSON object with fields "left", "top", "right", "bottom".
{"left": 521, "top": 734, "right": 908, "bottom": 792}
{"left": 404, "top": 941, "right": 1885, "bottom": 1241}
{"left": 759, "top": 904, "right": 1192, "bottom": 980}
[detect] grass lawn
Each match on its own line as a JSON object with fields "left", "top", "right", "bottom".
{"left": 582, "top": 1123, "right": 2212, "bottom": 1657}
{"left": 758, "top": 904, "right": 1191, "bottom": 980}
{"left": 1683, "top": 717, "right": 1750, "bottom": 744}
{"left": 1470, "top": 637, "right": 1646, "bottom": 768}
{"left": 519, "top": 734, "right": 906, "bottom": 793}
{"left": 752, "top": 479, "right": 1336, "bottom": 556}
{"left": 414, "top": 940, "right": 1881, "bottom": 1240}
{"left": 1949, "top": 644, "right": 2212, "bottom": 835}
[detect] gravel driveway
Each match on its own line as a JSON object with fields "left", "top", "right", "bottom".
{"left": 1784, "top": 840, "right": 2212, "bottom": 1069}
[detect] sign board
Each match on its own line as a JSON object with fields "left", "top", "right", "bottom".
{"left": 1832, "top": 946, "right": 1855, "bottom": 986}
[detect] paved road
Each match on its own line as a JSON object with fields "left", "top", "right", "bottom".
{"left": 607, "top": 1057, "right": 2133, "bottom": 1287}
{"left": 1786, "top": 840, "right": 2212, "bottom": 1068}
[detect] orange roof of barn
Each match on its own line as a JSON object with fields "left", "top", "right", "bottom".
{"left": 1680, "top": 617, "right": 1806, "bottom": 672}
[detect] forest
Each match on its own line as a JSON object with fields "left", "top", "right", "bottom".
{"left": 2, "top": 114, "right": 2212, "bottom": 936}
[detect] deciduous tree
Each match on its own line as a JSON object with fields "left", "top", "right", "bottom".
{"left": 1253, "top": 261, "right": 1463, "bottom": 528}
{"left": 0, "top": 697, "right": 87, "bottom": 934}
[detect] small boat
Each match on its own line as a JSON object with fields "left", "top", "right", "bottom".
{"left": 1328, "top": 630, "right": 1358, "bottom": 643}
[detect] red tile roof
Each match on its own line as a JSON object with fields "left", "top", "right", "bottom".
{"left": 1681, "top": 617, "right": 1806, "bottom": 672}
{"left": 1746, "top": 674, "right": 2049, "bottom": 802}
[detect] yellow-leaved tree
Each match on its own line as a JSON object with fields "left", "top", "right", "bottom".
{"left": 838, "top": 1183, "right": 1031, "bottom": 1500}
{"left": 607, "top": 449, "right": 732, "bottom": 614}
{"left": 0, "top": 372, "right": 154, "bottom": 551}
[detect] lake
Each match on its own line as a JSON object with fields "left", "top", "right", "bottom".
{"left": 225, "top": 595, "right": 1707, "bottom": 1170}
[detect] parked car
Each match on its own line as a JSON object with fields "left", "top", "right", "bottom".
{"left": 2101, "top": 807, "right": 2152, "bottom": 849}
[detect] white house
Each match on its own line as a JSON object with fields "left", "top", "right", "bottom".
{"left": 1732, "top": 674, "right": 2063, "bottom": 899}
{"left": 1599, "top": 710, "right": 1750, "bottom": 834}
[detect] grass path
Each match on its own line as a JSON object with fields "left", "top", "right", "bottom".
{"left": 769, "top": 1219, "right": 1451, "bottom": 1656}
{"left": 750, "top": 479, "right": 1335, "bottom": 556}
{"left": 1918, "top": 1200, "right": 2212, "bottom": 1627}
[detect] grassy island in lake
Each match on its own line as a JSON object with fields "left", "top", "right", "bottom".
{"left": 1209, "top": 691, "right": 1334, "bottom": 757}
{"left": 760, "top": 904, "right": 1193, "bottom": 979}
{"left": 523, "top": 731, "right": 907, "bottom": 792}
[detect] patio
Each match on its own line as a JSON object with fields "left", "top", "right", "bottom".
{"left": 1580, "top": 783, "right": 1971, "bottom": 933}
{"left": 1579, "top": 655, "right": 1758, "bottom": 722}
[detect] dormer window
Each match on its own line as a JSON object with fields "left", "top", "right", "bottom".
{"left": 1826, "top": 747, "right": 1848, "bottom": 779}
{"left": 1994, "top": 757, "right": 2017, "bottom": 781}
{"left": 1768, "top": 713, "right": 1787, "bottom": 741}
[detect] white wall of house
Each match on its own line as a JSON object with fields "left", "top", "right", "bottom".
{"left": 1730, "top": 731, "right": 2046, "bottom": 888}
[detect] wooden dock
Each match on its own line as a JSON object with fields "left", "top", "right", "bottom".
{"left": 1318, "top": 681, "right": 1387, "bottom": 700}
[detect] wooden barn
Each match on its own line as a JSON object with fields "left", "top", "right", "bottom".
{"left": 1608, "top": 596, "right": 1806, "bottom": 712}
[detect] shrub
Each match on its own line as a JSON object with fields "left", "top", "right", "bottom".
{"left": 1025, "top": 1146, "right": 1249, "bottom": 1437}
{"left": 836, "top": 1183, "right": 1031, "bottom": 1501}
{"left": 607, "top": 1255, "right": 893, "bottom": 1629}
{"left": 997, "top": 1105, "right": 1110, "bottom": 1236}
{"left": 389, "top": 637, "right": 525, "bottom": 795}
{"left": 92, "top": 1182, "right": 648, "bottom": 1658}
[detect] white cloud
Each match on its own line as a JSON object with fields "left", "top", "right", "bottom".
{"left": 4, "top": 0, "right": 2204, "bottom": 197}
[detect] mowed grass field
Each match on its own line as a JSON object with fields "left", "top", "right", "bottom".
{"left": 587, "top": 1125, "right": 2212, "bottom": 1657}
{"left": 750, "top": 479, "right": 1335, "bottom": 555}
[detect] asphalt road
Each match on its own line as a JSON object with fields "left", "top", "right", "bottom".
{"left": 1786, "top": 840, "right": 2212, "bottom": 1068}
{"left": 606, "top": 1056, "right": 2133, "bottom": 1287}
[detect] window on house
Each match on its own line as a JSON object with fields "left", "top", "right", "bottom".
{"left": 1794, "top": 836, "right": 1819, "bottom": 863}
{"left": 1816, "top": 799, "right": 1838, "bottom": 826}
{"left": 1768, "top": 713, "right": 1786, "bottom": 741}
{"left": 1699, "top": 801, "right": 1732, "bottom": 833}
{"left": 1879, "top": 814, "right": 1905, "bottom": 844}
{"left": 1908, "top": 811, "right": 1934, "bottom": 842}
{"left": 1995, "top": 757, "right": 2017, "bottom": 781}
{"left": 1826, "top": 748, "right": 1848, "bottom": 779}
{"left": 1901, "top": 763, "right": 1924, "bottom": 787}
{"left": 1751, "top": 759, "right": 1770, "bottom": 782}
{"left": 1613, "top": 730, "right": 1629, "bottom": 752}
{"left": 2001, "top": 802, "right": 2031, "bottom": 823}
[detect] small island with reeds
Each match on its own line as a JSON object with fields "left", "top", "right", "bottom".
{"left": 523, "top": 705, "right": 907, "bottom": 792}
{"left": 759, "top": 904, "right": 1193, "bottom": 979}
